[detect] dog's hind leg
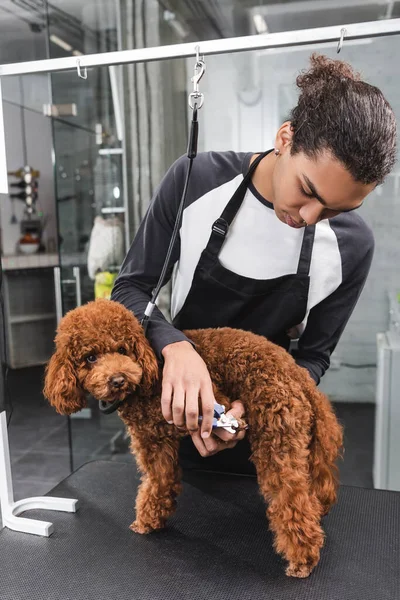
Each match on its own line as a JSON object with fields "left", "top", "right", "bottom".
{"left": 129, "top": 429, "right": 182, "bottom": 534}
{"left": 308, "top": 390, "right": 343, "bottom": 516}
{"left": 249, "top": 405, "right": 324, "bottom": 578}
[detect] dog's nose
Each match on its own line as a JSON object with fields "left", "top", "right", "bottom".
{"left": 110, "top": 375, "right": 125, "bottom": 389}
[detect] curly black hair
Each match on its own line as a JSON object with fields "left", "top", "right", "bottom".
{"left": 290, "top": 53, "right": 397, "bottom": 184}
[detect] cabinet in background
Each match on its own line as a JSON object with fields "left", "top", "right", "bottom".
{"left": 2, "top": 268, "right": 57, "bottom": 368}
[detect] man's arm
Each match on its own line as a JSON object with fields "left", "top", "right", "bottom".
{"left": 293, "top": 238, "right": 374, "bottom": 385}
{"left": 111, "top": 155, "right": 194, "bottom": 359}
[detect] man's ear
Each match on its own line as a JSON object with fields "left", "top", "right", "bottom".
{"left": 274, "top": 121, "right": 294, "bottom": 154}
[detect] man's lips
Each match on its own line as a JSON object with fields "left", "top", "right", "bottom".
{"left": 284, "top": 214, "right": 305, "bottom": 228}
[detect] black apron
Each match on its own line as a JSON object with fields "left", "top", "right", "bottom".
{"left": 176, "top": 149, "right": 316, "bottom": 475}
{"left": 173, "top": 150, "right": 316, "bottom": 350}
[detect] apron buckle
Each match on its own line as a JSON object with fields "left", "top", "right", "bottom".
{"left": 212, "top": 218, "right": 229, "bottom": 236}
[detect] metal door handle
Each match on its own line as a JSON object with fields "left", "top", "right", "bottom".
{"left": 72, "top": 266, "right": 82, "bottom": 307}
{"left": 53, "top": 267, "right": 63, "bottom": 325}
{"left": 54, "top": 266, "right": 82, "bottom": 323}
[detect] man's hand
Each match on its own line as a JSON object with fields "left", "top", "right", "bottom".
{"left": 161, "top": 341, "right": 215, "bottom": 440}
{"left": 161, "top": 342, "right": 246, "bottom": 457}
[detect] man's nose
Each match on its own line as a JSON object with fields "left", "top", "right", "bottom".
{"left": 299, "top": 199, "right": 324, "bottom": 226}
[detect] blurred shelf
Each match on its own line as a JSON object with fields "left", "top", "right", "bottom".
{"left": 1, "top": 253, "right": 59, "bottom": 270}
{"left": 9, "top": 313, "right": 56, "bottom": 324}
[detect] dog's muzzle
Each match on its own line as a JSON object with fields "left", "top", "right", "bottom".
{"left": 99, "top": 374, "right": 130, "bottom": 414}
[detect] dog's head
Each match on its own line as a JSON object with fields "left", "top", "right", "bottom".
{"left": 43, "top": 299, "right": 159, "bottom": 415}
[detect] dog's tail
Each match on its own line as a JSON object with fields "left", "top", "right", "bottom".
{"left": 309, "top": 388, "right": 344, "bottom": 515}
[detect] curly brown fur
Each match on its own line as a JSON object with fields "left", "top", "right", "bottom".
{"left": 43, "top": 299, "right": 343, "bottom": 578}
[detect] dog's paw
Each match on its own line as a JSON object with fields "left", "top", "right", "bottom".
{"left": 236, "top": 417, "right": 248, "bottom": 431}
{"left": 130, "top": 521, "right": 154, "bottom": 534}
{"left": 129, "top": 520, "right": 165, "bottom": 534}
{"left": 285, "top": 563, "right": 313, "bottom": 578}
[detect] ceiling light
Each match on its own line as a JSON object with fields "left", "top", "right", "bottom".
{"left": 50, "top": 34, "right": 73, "bottom": 52}
{"left": 253, "top": 14, "right": 269, "bottom": 35}
{"left": 163, "top": 10, "right": 189, "bottom": 39}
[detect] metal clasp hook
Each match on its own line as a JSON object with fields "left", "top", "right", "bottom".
{"left": 337, "top": 28, "right": 346, "bottom": 54}
{"left": 76, "top": 58, "right": 87, "bottom": 80}
{"left": 189, "top": 45, "right": 205, "bottom": 110}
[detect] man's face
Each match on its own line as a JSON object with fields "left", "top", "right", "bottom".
{"left": 271, "top": 141, "right": 376, "bottom": 228}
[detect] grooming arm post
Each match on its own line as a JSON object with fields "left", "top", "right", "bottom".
{"left": 0, "top": 408, "right": 79, "bottom": 537}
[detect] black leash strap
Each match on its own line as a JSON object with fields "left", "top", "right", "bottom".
{"left": 141, "top": 105, "right": 199, "bottom": 335}
{"left": 141, "top": 49, "right": 205, "bottom": 335}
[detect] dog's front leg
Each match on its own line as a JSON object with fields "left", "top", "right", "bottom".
{"left": 129, "top": 428, "right": 182, "bottom": 534}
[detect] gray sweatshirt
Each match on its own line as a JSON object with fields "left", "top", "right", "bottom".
{"left": 111, "top": 151, "right": 374, "bottom": 384}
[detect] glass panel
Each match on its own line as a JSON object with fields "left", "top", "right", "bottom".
{"left": 0, "top": 1, "right": 399, "bottom": 62}
{"left": 50, "top": 63, "right": 127, "bottom": 470}
{"left": 0, "top": 0, "right": 48, "bottom": 64}
{"left": 0, "top": 73, "right": 55, "bottom": 257}
{"left": 48, "top": 0, "right": 119, "bottom": 58}
{"left": 119, "top": 1, "right": 400, "bottom": 49}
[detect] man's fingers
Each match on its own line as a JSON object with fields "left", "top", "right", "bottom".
{"left": 190, "top": 430, "right": 210, "bottom": 456}
{"left": 171, "top": 387, "right": 186, "bottom": 427}
{"left": 202, "top": 433, "right": 223, "bottom": 454}
{"left": 213, "top": 426, "right": 246, "bottom": 442}
{"left": 226, "top": 400, "right": 245, "bottom": 419}
{"left": 185, "top": 386, "right": 200, "bottom": 432}
{"left": 199, "top": 383, "right": 215, "bottom": 439}
{"left": 161, "top": 381, "right": 173, "bottom": 422}
{"left": 190, "top": 430, "right": 235, "bottom": 457}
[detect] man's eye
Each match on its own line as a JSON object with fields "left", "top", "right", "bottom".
{"left": 86, "top": 355, "right": 97, "bottom": 364}
{"left": 118, "top": 347, "right": 127, "bottom": 355}
{"left": 299, "top": 186, "right": 314, "bottom": 199}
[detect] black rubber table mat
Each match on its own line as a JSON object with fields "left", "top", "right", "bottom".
{"left": 0, "top": 460, "right": 399, "bottom": 600}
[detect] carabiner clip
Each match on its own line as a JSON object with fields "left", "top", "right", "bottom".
{"left": 189, "top": 45, "right": 206, "bottom": 110}
{"left": 191, "top": 60, "right": 205, "bottom": 90}
{"left": 337, "top": 28, "right": 346, "bottom": 54}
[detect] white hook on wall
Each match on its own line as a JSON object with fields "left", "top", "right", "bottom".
{"left": 337, "top": 28, "right": 346, "bottom": 53}
{"left": 76, "top": 58, "right": 87, "bottom": 80}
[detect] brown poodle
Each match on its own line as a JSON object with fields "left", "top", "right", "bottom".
{"left": 43, "top": 299, "right": 343, "bottom": 578}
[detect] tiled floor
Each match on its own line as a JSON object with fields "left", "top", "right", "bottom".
{"left": 3, "top": 365, "right": 375, "bottom": 504}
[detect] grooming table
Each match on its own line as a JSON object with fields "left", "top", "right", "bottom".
{"left": 0, "top": 460, "right": 399, "bottom": 600}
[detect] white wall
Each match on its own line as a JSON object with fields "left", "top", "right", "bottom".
{"left": 198, "top": 37, "right": 400, "bottom": 402}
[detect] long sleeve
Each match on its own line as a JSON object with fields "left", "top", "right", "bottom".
{"left": 293, "top": 234, "right": 374, "bottom": 384}
{"left": 111, "top": 155, "right": 194, "bottom": 359}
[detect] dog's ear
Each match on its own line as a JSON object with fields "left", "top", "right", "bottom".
{"left": 133, "top": 336, "right": 159, "bottom": 394}
{"left": 43, "top": 350, "right": 87, "bottom": 415}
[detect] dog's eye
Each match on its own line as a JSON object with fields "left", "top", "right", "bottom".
{"left": 86, "top": 354, "right": 97, "bottom": 364}
{"left": 118, "top": 347, "right": 127, "bottom": 355}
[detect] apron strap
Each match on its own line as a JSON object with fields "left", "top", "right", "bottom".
{"left": 208, "top": 150, "right": 272, "bottom": 255}
{"left": 297, "top": 225, "right": 316, "bottom": 276}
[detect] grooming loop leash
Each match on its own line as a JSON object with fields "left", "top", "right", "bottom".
{"left": 140, "top": 46, "right": 206, "bottom": 335}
